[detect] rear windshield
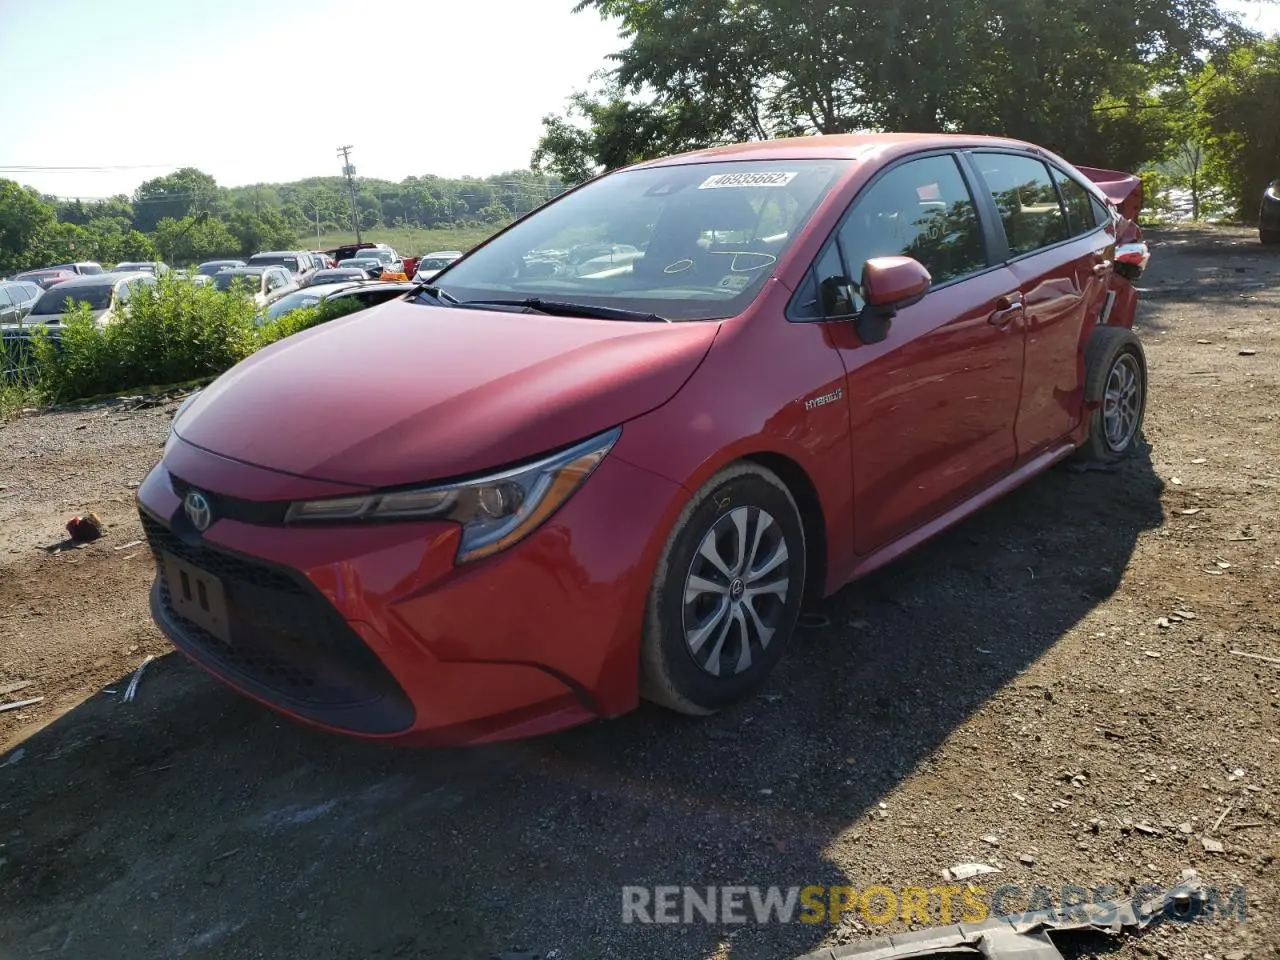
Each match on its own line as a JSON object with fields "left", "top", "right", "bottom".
{"left": 32, "top": 283, "right": 115, "bottom": 314}
{"left": 115, "top": 263, "right": 154, "bottom": 273}
{"left": 212, "top": 272, "right": 263, "bottom": 292}
{"left": 197, "top": 261, "right": 239, "bottom": 276}
{"left": 417, "top": 257, "right": 455, "bottom": 270}
{"left": 249, "top": 254, "right": 300, "bottom": 272}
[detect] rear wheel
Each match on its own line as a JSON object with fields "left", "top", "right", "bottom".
{"left": 1077, "top": 326, "right": 1147, "bottom": 462}
{"left": 640, "top": 463, "right": 806, "bottom": 715}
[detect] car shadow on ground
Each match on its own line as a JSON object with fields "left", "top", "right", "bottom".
{"left": 0, "top": 448, "right": 1164, "bottom": 960}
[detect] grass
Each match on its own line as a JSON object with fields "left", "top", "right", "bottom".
{"left": 297, "top": 225, "right": 502, "bottom": 257}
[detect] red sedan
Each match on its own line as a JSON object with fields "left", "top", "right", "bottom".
{"left": 138, "top": 133, "right": 1150, "bottom": 744}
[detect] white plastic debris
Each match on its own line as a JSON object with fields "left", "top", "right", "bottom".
{"left": 123, "top": 656, "right": 156, "bottom": 703}
{"left": 942, "top": 862, "right": 1001, "bottom": 882}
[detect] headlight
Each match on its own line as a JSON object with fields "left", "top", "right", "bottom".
{"left": 285, "top": 427, "right": 620, "bottom": 563}
{"left": 1267, "top": 185, "right": 1280, "bottom": 200}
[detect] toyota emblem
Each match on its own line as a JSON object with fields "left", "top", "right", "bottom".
{"left": 183, "top": 490, "right": 213, "bottom": 532}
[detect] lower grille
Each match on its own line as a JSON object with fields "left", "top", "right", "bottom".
{"left": 141, "top": 510, "right": 414, "bottom": 735}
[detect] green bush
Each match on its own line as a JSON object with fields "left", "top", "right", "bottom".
{"left": 25, "top": 276, "right": 369, "bottom": 405}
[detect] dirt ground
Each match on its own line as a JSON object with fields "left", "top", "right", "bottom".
{"left": 1, "top": 225, "right": 1277, "bottom": 960}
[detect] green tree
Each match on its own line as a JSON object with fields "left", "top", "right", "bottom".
{"left": 540, "top": 0, "right": 1251, "bottom": 181}
{"left": 1201, "top": 37, "right": 1280, "bottom": 218}
{"left": 132, "top": 167, "right": 221, "bottom": 232}
{"left": 0, "top": 180, "right": 57, "bottom": 274}
{"left": 153, "top": 214, "right": 239, "bottom": 265}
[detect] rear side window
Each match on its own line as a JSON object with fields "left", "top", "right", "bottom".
{"left": 0, "top": 287, "right": 12, "bottom": 307}
{"left": 837, "top": 153, "right": 987, "bottom": 290}
{"left": 1052, "top": 169, "right": 1100, "bottom": 237}
{"left": 974, "top": 153, "right": 1068, "bottom": 257}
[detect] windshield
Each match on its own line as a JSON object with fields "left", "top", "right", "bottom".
{"left": 32, "top": 283, "right": 115, "bottom": 314}
{"left": 339, "top": 258, "right": 375, "bottom": 268}
{"left": 197, "top": 261, "right": 240, "bottom": 276}
{"left": 435, "top": 160, "right": 847, "bottom": 321}
{"left": 212, "top": 272, "right": 263, "bottom": 293}
{"left": 249, "top": 254, "right": 300, "bottom": 272}
{"left": 363, "top": 249, "right": 393, "bottom": 263}
{"left": 265, "top": 290, "right": 322, "bottom": 319}
{"left": 115, "top": 262, "right": 154, "bottom": 273}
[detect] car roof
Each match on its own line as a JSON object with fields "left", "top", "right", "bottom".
{"left": 421, "top": 250, "right": 462, "bottom": 257}
{"left": 218, "top": 266, "right": 269, "bottom": 275}
{"left": 634, "top": 132, "right": 1040, "bottom": 169}
{"left": 43, "top": 272, "right": 148, "bottom": 288}
{"left": 249, "top": 250, "right": 301, "bottom": 257}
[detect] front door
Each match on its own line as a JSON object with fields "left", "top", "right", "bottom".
{"left": 823, "top": 153, "right": 1027, "bottom": 554}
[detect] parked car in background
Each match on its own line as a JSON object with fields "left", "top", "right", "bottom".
{"left": 412, "top": 250, "right": 462, "bottom": 283}
{"left": 138, "top": 133, "right": 1151, "bottom": 745}
{"left": 1260, "top": 178, "right": 1280, "bottom": 244}
{"left": 247, "top": 250, "right": 317, "bottom": 287}
{"left": 310, "top": 267, "right": 370, "bottom": 285}
{"left": 262, "top": 280, "right": 416, "bottom": 322}
{"left": 353, "top": 247, "right": 404, "bottom": 274}
{"left": 48, "top": 261, "right": 105, "bottom": 276}
{"left": 14, "top": 268, "right": 78, "bottom": 289}
{"left": 309, "top": 251, "right": 332, "bottom": 269}
{"left": 197, "top": 259, "right": 246, "bottom": 277}
{"left": 211, "top": 266, "right": 298, "bottom": 306}
{"left": 0, "top": 280, "right": 43, "bottom": 324}
{"left": 113, "top": 261, "right": 171, "bottom": 277}
{"left": 29, "top": 272, "right": 157, "bottom": 325}
{"left": 337, "top": 257, "right": 383, "bottom": 278}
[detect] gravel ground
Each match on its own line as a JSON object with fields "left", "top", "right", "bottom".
{"left": 0, "top": 225, "right": 1277, "bottom": 960}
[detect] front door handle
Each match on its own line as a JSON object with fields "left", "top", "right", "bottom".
{"left": 988, "top": 292, "right": 1025, "bottom": 327}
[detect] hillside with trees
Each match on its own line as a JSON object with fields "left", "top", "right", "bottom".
{"left": 0, "top": 168, "right": 565, "bottom": 275}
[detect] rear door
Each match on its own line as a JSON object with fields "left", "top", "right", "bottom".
{"left": 968, "top": 152, "right": 1111, "bottom": 458}
{"left": 0, "top": 287, "right": 15, "bottom": 325}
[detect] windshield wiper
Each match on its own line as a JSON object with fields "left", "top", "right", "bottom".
{"left": 456, "top": 297, "right": 670, "bottom": 323}
{"left": 411, "top": 283, "right": 460, "bottom": 305}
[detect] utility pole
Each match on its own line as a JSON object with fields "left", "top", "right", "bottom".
{"left": 337, "top": 145, "right": 362, "bottom": 244}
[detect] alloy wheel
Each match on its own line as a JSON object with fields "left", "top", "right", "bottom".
{"left": 681, "top": 506, "right": 791, "bottom": 677}
{"left": 1103, "top": 353, "right": 1143, "bottom": 452}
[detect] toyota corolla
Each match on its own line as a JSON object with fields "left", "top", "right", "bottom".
{"left": 138, "top": 133, "right": 1150, "bottom": 744}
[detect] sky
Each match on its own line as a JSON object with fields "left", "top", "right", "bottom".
{"left": 0, "top": 0, "right": 623, "bottom": 198}
{"left": 1, "top": 0, "right": 1277, "bottom": 201}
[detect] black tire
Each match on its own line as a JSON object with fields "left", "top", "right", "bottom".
{"left": 1077, "top": 326, "right": 1148, "bottom": 462}
{"left": 1261, "top": 229, "right": 1280, "bottom": 245}
{"left": 640, "top": 463, "right": 807, "bottom": 715}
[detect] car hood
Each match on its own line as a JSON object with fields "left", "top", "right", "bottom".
{"left": 174, "top": 300, "right": 719, "bottom": 488}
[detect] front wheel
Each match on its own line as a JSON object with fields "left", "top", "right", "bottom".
{"left": 640, "top": 463, "right": 807, "bottom": 715}
{"left": 1077, "top": 326, "right": 1148, "bottom": 462}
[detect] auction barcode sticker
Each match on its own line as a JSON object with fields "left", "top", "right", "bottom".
{"left": 699, "top": 171, "right": 797, "bottom": 189}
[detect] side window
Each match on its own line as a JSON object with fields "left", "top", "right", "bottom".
{"left": 1090, "top": 194, "right": 1112, "bottom": 229}
{"left": 789, "top": 244, "right": 850, "bottom": 320}
{"left": 836, "top": 154, "right": 987, "bottom": 295}
{"left": 973, "top": 153, "right": 1068, "bottom": 256}
{"left": 1052, "top": 168, "right": 1100, "bottom": 237}
{"left": 0, "top": 287, "right": 12, "bottom": 308}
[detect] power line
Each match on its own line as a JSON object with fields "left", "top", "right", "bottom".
{"left": 0, "top": 164, "right": 184, "bottom": 172}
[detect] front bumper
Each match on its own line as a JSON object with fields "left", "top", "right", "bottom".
{"left": 138, "top": 437, "right": 685, "bottom": 744}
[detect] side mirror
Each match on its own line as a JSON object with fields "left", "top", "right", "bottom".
{"left": 855, "top": 256, "right": 931, "bottom": 344}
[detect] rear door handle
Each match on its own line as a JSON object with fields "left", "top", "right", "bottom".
{"left": 988, "top": 293, "right": 1025, "bottom": 327}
